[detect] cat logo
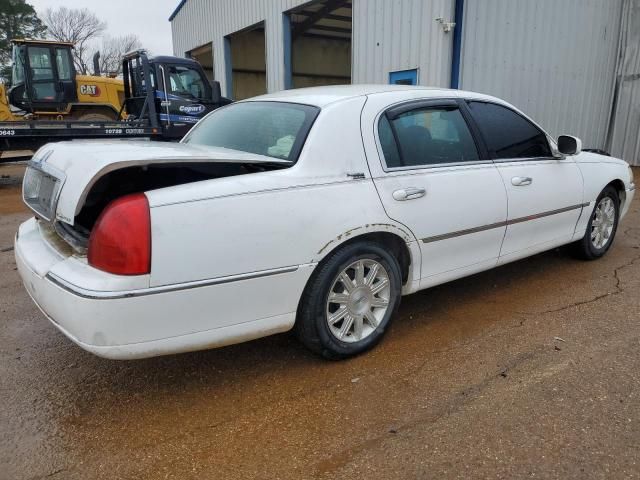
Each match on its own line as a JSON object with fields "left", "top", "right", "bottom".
{"left": 80, "top": 85, "right": 101, "bottom": 96}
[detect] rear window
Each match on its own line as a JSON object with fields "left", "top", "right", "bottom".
{"left": 183, "top": 101, "right": 319, "bottom": 162}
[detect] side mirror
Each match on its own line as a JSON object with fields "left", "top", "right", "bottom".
{"left": 557, "top": 135, "right": 582, "bottom": 156}
{"left": 211, "top": 80, "right": 222, "bottom": 104}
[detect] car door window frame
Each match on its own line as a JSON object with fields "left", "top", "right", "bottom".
{"left": 462, "top": 99, "right": 560, "bottom": 163}
{"left": 375, "top": 98, "right": 491, "bottom": 173}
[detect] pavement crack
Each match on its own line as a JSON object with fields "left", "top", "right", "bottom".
{"left": 314, "top": 347, "right": 546, "bottom": 477}
{"left": 26, "top": 468, "right": 67, "bottom": 480}
{"left": 45, "top": 469, "right": 66, "bottom": 478}
{"left": 532, "top": 291, "right": 622, "bottom": 315}
{"left": 518, "top": 253, "right": 640, "bottom": 315}
{"left": 614, "top": 253, "right": 640, "bottom": 289}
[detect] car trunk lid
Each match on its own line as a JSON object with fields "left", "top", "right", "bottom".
{"left": 24, "top": 140, "right": 290, "bottom": 227}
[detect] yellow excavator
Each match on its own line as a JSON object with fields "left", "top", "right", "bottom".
{"left": 0, "top": 39, "right": 125, "bottom": 122}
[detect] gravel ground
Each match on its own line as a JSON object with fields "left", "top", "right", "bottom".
{"left": 1, "top": 163, "right": 639, "bottom": 479}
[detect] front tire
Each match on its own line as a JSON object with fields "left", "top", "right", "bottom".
{"left": 573, "top": 186, "right": 620, "bottom": 260}
{"left": 296, "top": 241, "right": 402, "bottom": 359}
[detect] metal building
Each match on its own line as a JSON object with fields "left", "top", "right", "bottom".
{"left": 170, "top": 0, "right": 640, "bottom": 165}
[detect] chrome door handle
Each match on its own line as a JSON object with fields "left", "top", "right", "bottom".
{"left": 393, "top": 187, "right": 426, "bottom": 201}
{"left": 512, "top": 176, "right": 533, "bottom": 186}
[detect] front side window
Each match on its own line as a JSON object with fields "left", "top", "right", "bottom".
{"left": 183, "top": 101, "right": 319, "bottom": 162}
{"left": 467, "top": 101, "right": 552, "bottom": 159}
{"left": 378, "top": 107, "right": 479, "bottom": 168}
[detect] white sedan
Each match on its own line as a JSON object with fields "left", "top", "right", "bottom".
{"left": 15, "top": 85, "right": 635, "bottom": 360}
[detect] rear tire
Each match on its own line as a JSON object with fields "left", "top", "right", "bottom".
{"left": 295, "top": 241, "right": 402, "bottom": 360}
{"left": 572, "top": 186, "right": 620, "bottom": 260}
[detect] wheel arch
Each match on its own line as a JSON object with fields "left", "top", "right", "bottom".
{"left": 574, "top": 175, "right": 629, "bottom": 243}
{"left": 312, "top": 227, "right": 418, "bottom": 287}
{"left": 606, "top": 179, "right": 626, "bottom": 209}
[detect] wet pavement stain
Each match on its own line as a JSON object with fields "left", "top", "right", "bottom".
{"left": 1, "top": 168, "right": 639, "bottom": 479}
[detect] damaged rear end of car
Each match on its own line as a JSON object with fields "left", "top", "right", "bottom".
{"left": 15, "top": 140, "right": 297, "bottom": 359}
{"left": 25, "top": 142, "right": 292, "bottom": 254}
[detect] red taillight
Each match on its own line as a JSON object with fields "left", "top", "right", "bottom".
{"left": 88, "top": 193, "right": 151, "bottom": 275}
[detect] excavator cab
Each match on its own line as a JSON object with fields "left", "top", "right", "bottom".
{"left": 8, "top": 40, "right": 78, "bottom": 113}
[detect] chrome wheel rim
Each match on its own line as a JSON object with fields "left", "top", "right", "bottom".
{"left": 326, "top": 259, "right": 391, "bottom": 343}
{"left": 591, "top": 197, "right": 616, "bottom": 249}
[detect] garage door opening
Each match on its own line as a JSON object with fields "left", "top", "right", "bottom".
{"left": 285, "top": 0, "right": 352, "bottom": 89}
{"left": 226, "top": 23, "right": 267, "bottom": 100}
{"left": 187, "top": 43, "right": 214, "bottom": 82}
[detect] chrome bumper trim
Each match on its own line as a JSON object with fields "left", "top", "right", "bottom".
{"left": 46, "top": 265, "right": 300, "bottom": 300}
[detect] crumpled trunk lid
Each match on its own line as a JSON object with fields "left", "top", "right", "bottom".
{"left": 25, "top": 140, "right": 288, "bottom": 226}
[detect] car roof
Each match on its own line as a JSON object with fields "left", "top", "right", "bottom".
{"left": 247, "top": 84, "right": 502, "bottom": 108}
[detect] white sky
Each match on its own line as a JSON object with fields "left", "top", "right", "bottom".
{"left": 28, "top": 0, "right": 179, "bottom": 56}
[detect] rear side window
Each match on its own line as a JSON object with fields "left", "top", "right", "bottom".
{"left": 55, "top": 48, "right": 73, "bottom": 81}
{"left": 467, "top": 101, "right": 552, "bottom": 159}
{"left": 378, "top": 107, "right": 479, "bottom": 168}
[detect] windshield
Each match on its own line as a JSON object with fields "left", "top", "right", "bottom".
{"left": 183, "top": 101, "right": 319, "bottom": 162}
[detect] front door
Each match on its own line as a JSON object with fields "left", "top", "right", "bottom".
{"left": 464, "top": 100, "right": 583, "bottom": 263}
{"left": 361, "top": 94, "right": 508, "bottom": 288}
{"left": 25, "top": 46, "right": 60, "bottom": 108}
{"left": 157, "top": 63, "right": 216, "bottom": 139}
{"left": 23, "top": 45, "right": 76, "bottom": 112}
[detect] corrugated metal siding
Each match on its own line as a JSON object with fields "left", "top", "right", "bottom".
{"left": 170, "top": 0, "right": 308, "bottom": 96}
{"left": 352, "top": 0, "right": 455, "bottom": 86}
{"left": 459, "top": 0, "right": 623, "bottom": 150}
{"left": 607, "top": 0, "right": 640, "bottom": 165}
{"left": 171, "top": 0, "right": 637, "bottom": 161}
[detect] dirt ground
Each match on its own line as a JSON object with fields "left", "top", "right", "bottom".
{"left": 1, "top": 163, "right": 639, "bottom": 479}
{"left": 0, "top": 163, "right": 27, "bottom": 216}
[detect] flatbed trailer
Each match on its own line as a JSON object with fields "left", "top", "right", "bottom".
{"left": 0, "top": 119, "right": 162, "bottom": 153}
{"left": 0, "top": 50, "right": 228, "bottom": 160}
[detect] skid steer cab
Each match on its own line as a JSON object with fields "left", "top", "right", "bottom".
{"left": 122, "top": 50, "right": 231, "bottom": 140}
{"left": 4, "top": 39, "right": 124, "bottom": 122}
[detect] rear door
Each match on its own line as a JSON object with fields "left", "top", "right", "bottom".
{"left": 361, "top": 94, "right": 508, "bottom": 287}
{"left": 465, "top": 101, "right": 584, "bottom": 263}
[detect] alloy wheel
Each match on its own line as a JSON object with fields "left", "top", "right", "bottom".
{"left": 591, "top": 196, "right": 616, "bottom": 249}
{"left": 325, "top": 259, "right": 391, "bottom": 343}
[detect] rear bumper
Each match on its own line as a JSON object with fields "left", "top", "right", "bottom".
{"left": 15, "top": 218, "right": 311, "bottom": 359}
